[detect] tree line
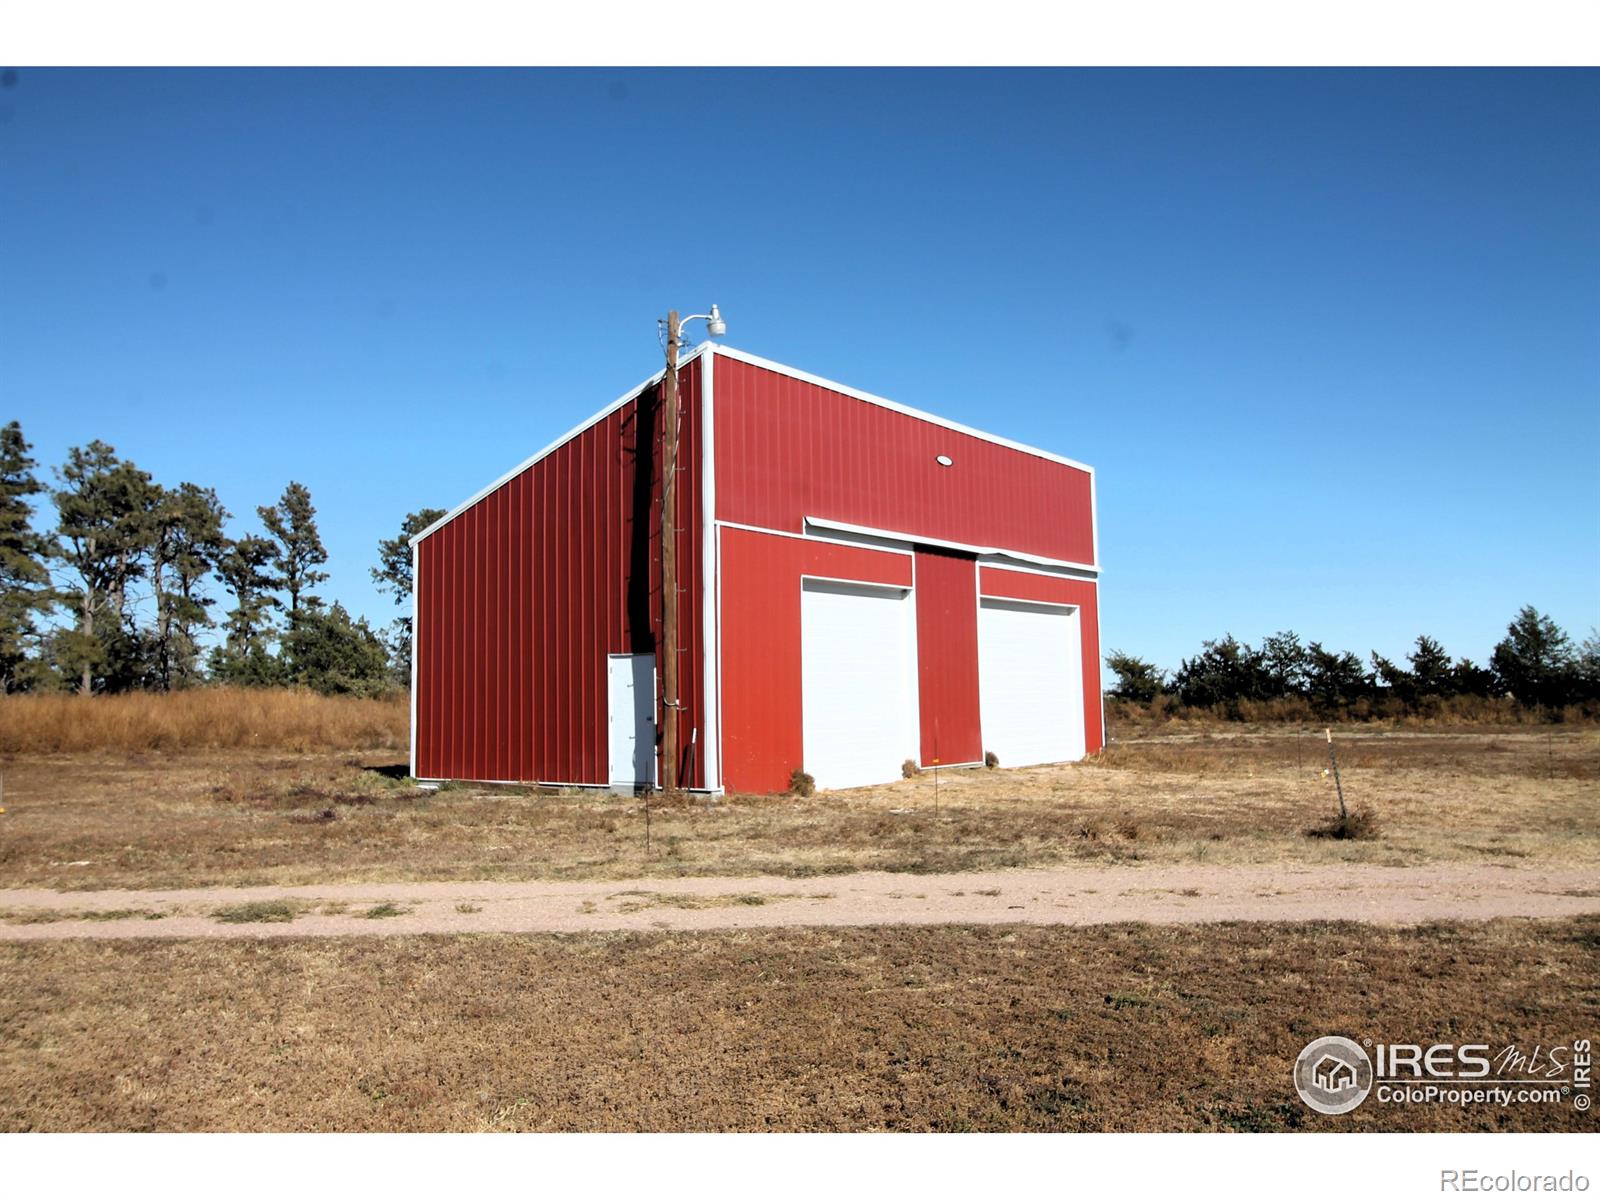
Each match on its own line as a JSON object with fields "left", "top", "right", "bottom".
{"left": 0, "top": 420, "right": 443, "bottom": 697}
{"left": 1105, "top": 609, "right": 1600, "bottom": 719}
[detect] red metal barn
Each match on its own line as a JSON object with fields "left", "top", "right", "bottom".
{"left": 410, "top": 344, "right": 1102, "bottom": 793}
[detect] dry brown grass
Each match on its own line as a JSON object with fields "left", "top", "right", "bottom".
{"left": 0, "top": 688, "right": 408, "bottom": 755}
{"left": 0, "top": 726, "right": 1595, "bottom": 890}
{"left": 1, "top": 918, "right": 1591, "bottom": 1131}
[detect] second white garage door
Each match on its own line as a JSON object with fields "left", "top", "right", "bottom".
{"left": 800, "top": 580, "right": 919, "bottom": 790}
{"left": 977, "top": 598, "right": 1086, "bottom": 768}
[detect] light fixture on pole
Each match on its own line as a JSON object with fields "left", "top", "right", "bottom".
{"left": 659, "top": 303, "right": 726, "bottom": 792}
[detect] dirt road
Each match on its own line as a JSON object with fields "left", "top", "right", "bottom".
{"left": 2, "top": 863, "right": 1595, "bottom": 940}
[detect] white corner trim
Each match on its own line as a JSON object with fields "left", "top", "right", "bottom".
{"left": 803, "top": 515, "right": 1100, "bottom": 576}
{"left": 705, "top": 343, "right": 1096, "bottom": 477}
{"left": 408, "top": 540, "right": 419, "bottom": 780}
{"left": 410, "top": 340, "right": 717, "bottom": 547}
{"left": 700, "top": 348, "right": 720, "bottom": 792}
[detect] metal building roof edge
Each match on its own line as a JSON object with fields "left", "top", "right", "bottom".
{"left": 410, "top": 340, "right": 1095, "bottom": 547}
{"left": 708, "top": 343, "right": 1097, "bottom": 476}
{"left": 409, "top": 340, "right": 717, "bottom": 547}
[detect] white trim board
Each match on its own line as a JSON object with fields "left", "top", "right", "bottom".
{"left": 410, "top": 340, "right": 718, "bottom": 547}
{"left": 804, "top": 515, "right": 1099, "bottom": 575}
{"left": 699, "top": 349, "right": 720, "bottom": 792}
{"left": 978, "top": 559, "right": 1102, "bottom": 584}
{"left": 408, "top": 541, "right": 419, "bottom": 780}
{"left": 413, "top": 340, "right": 1098, "bottom": 549}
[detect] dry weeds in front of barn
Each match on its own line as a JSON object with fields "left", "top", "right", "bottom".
{"left": 1, "top": 918, "right": 1593, "bottom": 1132}
{"left": 0, "top": 725, "right": 1595, "bottom": 890}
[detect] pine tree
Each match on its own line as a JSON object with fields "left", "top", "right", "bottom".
{"left": 1408, "top": 635, "right": 1455, "bottom": 698}
{"left": 281, "top": 601, "right": 394, "bottom": 697}
{"left": 150, "top": 483, "right": 230, "bottom": 689}
{"left": 1491, "top": 606, "right": 1577, "bottom": 710}
{"left": 208, "top": 534, "right": 283, "bottom": 685}
{"left": 1104, "top": 650, "right": 1165, "bottom": 702}
{"left": 258, "top": 481, "right": 329, "bottom": 617}
{"left": 0, "top": 421, "right": 55, "bottom": 691}
{"left": 51, "top": 441, "right": 157, "bottom": 693}
{"left": 372, "top": 507, "right": 444, "bottom": 680}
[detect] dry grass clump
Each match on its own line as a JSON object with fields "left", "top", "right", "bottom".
{"left": 1306, "top": 807, "right": 1381, "bottom": 841}
{"left": 212, "top": 900, "right": 298, "bottom": 924}
{"left": 0, "top": 687, "right": 408, "bottom": 755}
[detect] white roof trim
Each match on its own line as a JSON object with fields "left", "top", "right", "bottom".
{"left": 412, "top": 338, "right": 1097, "bottom": 547}
{"left": 804, "top": 515, "right": 1100, "bottom": 575}
{"left": 410, "top": 340, "right": 717, "bottom": 546}
{"left": 707, "top": 343, "right": 1096, "bottom": 476}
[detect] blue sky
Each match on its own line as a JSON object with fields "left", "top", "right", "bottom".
{"left": 2, "top": 68, "right": 1596, "bottom": 670}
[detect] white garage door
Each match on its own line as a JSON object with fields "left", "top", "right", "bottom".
{"left": 978, "top": 598, "right": 1085, "bottom": 768}
{"left": 800, "top": 580, "right": 918, "bottom": 790}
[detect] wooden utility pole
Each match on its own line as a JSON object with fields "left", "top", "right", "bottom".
{"left": 660, "top": 310, "right": 681, "bottom": 792}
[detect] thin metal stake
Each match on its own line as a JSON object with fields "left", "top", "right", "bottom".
{"left": 1325, "top": 727, "right": 1347, "bottom": 820}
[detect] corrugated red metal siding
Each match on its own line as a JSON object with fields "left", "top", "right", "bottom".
{"left": 718, "top": 526, "right": 912, "bottom": 795}
{"left": 713, "top": 355, "right": 1095, "bottom": 565}
{"left": 414, "top": 358, "right": 705, "bottom": 785}
{"left": 978, "top": 566, "right": 1104, "bottom": 755}
{"left": 912, "top": 547, "right": 983, "bottom": 766}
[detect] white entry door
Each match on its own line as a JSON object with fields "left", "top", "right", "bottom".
{"left": 608, "top": 654, "right": 657, "bottom": 788}
{"left": 800, "top": 580, "right": 918, "bottom": 790}
{"left": 977, "top": 598, "right": 1085, "bottom": 768}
